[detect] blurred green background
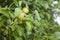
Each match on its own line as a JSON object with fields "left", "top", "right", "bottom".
{"left": 0, "top": 0, "right": 60, "bottom": 40}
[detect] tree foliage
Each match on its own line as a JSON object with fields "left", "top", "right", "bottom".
{"left": 0, "top": 0, "right": 60, "bottom": 40}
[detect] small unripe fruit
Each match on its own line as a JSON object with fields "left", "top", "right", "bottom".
{"left": 23, "top": 7, "right": 29, "bottom": 13}
{"left": 18, "top": 13, "right": 26, "bottom": 21}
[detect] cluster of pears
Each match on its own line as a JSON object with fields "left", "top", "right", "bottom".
{"left": 18, "top": 7, "right": 29, "bottom": 21}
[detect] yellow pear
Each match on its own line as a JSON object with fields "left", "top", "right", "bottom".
{"left": 18, "top": 13, "right": 26, "bottom": 21}
{"left": 23, "top": 7, "right": 29, "bottom": 13}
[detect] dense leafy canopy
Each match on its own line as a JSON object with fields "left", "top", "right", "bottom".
{"left": 0, "top": 0, "right": 60, "bottom": 40}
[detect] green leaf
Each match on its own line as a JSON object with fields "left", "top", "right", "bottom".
{"left": 34, "top": 10, "right": 41, "bottom": 20}
{"left": 13, "top": 0, "right": 18, "bottom": 6}
{"left": 26, "top": 14, "right": 33, "bottom": 22}
{"left": 16, "top": 25, "right": 24, "bottom": 36}
{"left": 15, "top": 37, "right": 23, "bottom": 40}
{"left": 19, "top": 1, "right": 22, "bottom": 6}
{"left": 44, "top": 3, "right": 49, "bottom": 9}
{"left": 14, "top": 8, "right": 22, "bottom": 17}
{"left": 0, "top": 20, "right": 4, "bottom": 27}
{"left": 0, "top": 8, "right": 10, "bottom": 18}
{"left": 40, "top": 13, "right": 44, "bottom": 18}
{"left": 45, "top": 13, "right": 51, "bottom": 20}
{"left": 9, "top": 12, "right": 15, "bottom": 18}
{"left": 10, "top": 25, "right": 16, "bottom": 31}
{"left": 26, "top": 21, "right": 32, "bottom": 31}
